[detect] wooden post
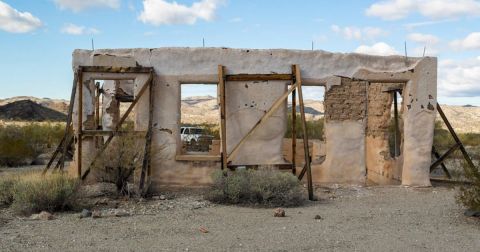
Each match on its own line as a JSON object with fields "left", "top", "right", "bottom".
{"left": 218, "top": 65, "right": 228, "bottom": 170}
{"left": 77, "top": 69, "right": 83, "bottom": 178}
{"left": 294, "top": 64, "right": 314, "bottom": 201}
{"left": 291, "top": 87, "right": 297, "bottom": 175}
{"left": 393, "top": 91, "right": 401, "bottom": 157}
{"left": 139, "top": 76, "right": 154, "bottom": 192}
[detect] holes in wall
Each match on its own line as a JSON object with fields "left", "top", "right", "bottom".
{"left": 179, "top": 84, "right": 220, "bottom": 156}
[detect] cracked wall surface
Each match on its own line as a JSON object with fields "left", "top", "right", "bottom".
{"left": 71, "top": 47, "right": 437, "bottom": 190}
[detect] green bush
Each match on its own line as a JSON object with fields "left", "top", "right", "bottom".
{"left": 456, "top": 162, "right": 480, "bottom": 211}
{"left": 10, "top": 172, "right": 79, "bottom": 215}
{"left": 206, "top": 169, "right": 305, "bottom": 207}
{"left": 0, "top": 124, "right": 64, "bottom": 167}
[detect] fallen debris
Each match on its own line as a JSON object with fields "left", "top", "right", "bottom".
{"left": 464, "top": 209, "right": 480, "bottom": 218}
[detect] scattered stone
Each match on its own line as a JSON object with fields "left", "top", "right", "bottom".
{"left": 274, "top": 208, "right": 285, "bottom": 217}
{"left": 159, "top": 195, "right": 166, "bottom": 200}
{"left": 31, "top": 211, "right": 54, "bottom": 221}
{"left": 91, "top": 210, "right": 102, "bottom": 218}
{"left": 464, "top": 209, "right": 480, "bottom": 217}
{"left": 199, "top": 226, "right": 209, "bottom": 233}
{"left": 114, "top": 210, "right": 130, "bottom": 217}
{"left": 79, "top": 209, "right": 92, "bottom": 219}
{"left": 152, "top": 196, "right": 160, "bottom": 200}
{"left": 314, "top": 215, "right": 323, "bottom": 220}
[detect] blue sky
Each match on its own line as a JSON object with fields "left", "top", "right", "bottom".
{"left": 0, "top": 0, "right": 479, "bottom": 105}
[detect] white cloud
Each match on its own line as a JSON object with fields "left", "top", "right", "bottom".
{"left": 61, "top": 23, "right": 100, "bottom": 35}
{"left": 407, "top": 33, "right": 439, "bottom": 44}
{"left": 366, "top": 0, "right": 480, "bottom": 20}
{"left": 331, "top": 25, "right": 387, "bottom": 41}
{"left": 54, "top": 0, "right": 120, "bottom": 12}
{"left": 439, "top": 57, "right": 480, "bottom": 97}
{"left": 450, "top": 32, "right": 480, "bottom": 50}
{"left": 0, "top": 1, "right": 42, "bottom": 33}
{"left": 138, "top": 0, "right": 224, "bottom": 26}
{"left": 355, "top": 42, "right": 400, "bottom": 56}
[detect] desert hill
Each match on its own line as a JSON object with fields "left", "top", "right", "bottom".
{"left": 0, "top": 100, "right": 66, "bottom": 121}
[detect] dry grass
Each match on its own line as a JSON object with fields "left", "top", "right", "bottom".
{"left": 0, "top": 171, "right": 79, "bottom": 215}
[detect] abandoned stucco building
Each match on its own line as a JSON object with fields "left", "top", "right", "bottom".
{"left": 70, "top": 48, "right": 437, "bottom": 192}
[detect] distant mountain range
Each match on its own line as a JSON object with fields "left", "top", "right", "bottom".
{"left": 0, "top": 96, "right": 479, "bottom": 133}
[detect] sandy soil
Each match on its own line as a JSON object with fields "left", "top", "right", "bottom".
{"left": 0, "top": 185, "right": 479, "bottom": 252}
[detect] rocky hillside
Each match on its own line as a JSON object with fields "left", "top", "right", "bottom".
{"left": 1, "top": 96, "right": 479, "bottom": 133}
{"left": 0, "top": 100, "right": 66, "bottom": 121}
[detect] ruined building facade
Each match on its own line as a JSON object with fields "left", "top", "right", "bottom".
{"left": 71, "top": 48, "right": 437, "bottom": 191}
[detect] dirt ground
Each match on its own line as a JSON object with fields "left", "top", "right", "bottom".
{"left": 0, "top": 185, "right": 479, "bottom": 252}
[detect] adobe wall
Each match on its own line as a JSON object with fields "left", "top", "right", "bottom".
{"left": 71, "top": 47, "right": 437, "bottom": 190}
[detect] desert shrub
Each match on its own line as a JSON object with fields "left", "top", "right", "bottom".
{"left": 0, "top": 174, "right": 18, "bottom": 206}
{"left": 206, "top": 169, "right": 305, "bottom": 207}
{"left": 456, "top": 162, "right": 480, "bottom": 211}
{"left": 93, "top": 135, "right": 145, "bottom": 195}
{"left": 11, "top": 172, "right": 79, "bottom": 215}
{"left": 0, "top": 124, "right": 64, "bottom": 167}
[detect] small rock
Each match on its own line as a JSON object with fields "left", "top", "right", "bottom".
{"left": 79, "top": 209, "right": 92, "bottom": 219}
{"left": 314, "top": 215, "right": 323, "bottom": 220}
{"left": 199, "top": 226, "right": 209, "bottom": 233}
{"left": 159, "top": 195, "right": 166, "bottom": 200}
{"left": 274, "top": 208, "right": 285, "bottom": 217}
{"left": 91, "top": 210, "right": 102, "bottom": 218}
{"left": 152, "top": 196, "right": 160, "bottom": 200}
{"left": 114, "top": 210, "right": 130, "bottom": 217}
{"left": 31, "top": 211, "right": 54, "bottom": 220}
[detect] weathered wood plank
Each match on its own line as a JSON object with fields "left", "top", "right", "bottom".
{"left": 218, "top": 65, "right": 228, "bottom": 170}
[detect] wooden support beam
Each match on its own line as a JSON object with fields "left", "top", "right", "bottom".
{"left": 176, "top": 155, "right": 221, "bottom": 161}
{"left": 139, "top": 78, "right": 155, "bottom": 193}
{"left": 218, "top": 65, "right": 228, "bottom": 170}
{"left": 430, "top": 143, "right": 460, "bottom": 171}
{"left": 225, "top": 74, "right": 293, "bottom": 82}
{"left": 43, "top": 133, "right": 67, "bottom": 175}
{"left": 227, "top": 82, "right": 298, "bottom": 163}
{"left": 294, "top": 64, "right": 314, "bottom": 201}
{"left": 431, "top": 146, "right": 452, "bottom": 179}
{"left": 393, "top": 91, "right": 401, "bottom": 157}
{"left": 291, "top": 88, "right": 297, "bottom": 175}
{"left": 77, "top": 69, "right": 83, "bottom": 178}
{"left": 80, "top": 66, "right": 154, "bottom": 73}
{"left": 437, "top": 104, "right": 478, "bottom": 174}
{"left": 81, "top": 72, "right": 153, "bottom": 180}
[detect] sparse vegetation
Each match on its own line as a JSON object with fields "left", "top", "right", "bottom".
{"left": 93, "top": 135, "right": 145, "bottom": 195}
{"left": 456, "top": 162, "right": 480, "bottom": 211}
{"left": 0, "top": 123, "right": 64, "bottom": 167}
{"left": 0, "top": 172, "right": 79, "bottom": 215}
{"left": 206, "top": 169, "right": 305, "bottom": 207}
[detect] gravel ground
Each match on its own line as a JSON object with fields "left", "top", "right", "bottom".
{"left": 0, "top": 185, "right": 479, "bottom": 252}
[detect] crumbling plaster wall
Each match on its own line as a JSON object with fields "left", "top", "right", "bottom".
{"left": 72, "top": 48, "right": 436, "bottom": 190}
